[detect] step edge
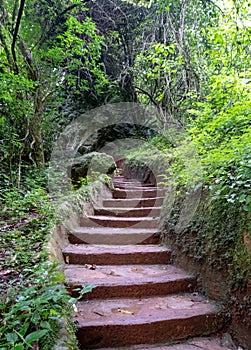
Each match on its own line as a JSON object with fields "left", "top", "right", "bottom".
{"left": 75, "top": 310, "right": 219, "bottom": 327}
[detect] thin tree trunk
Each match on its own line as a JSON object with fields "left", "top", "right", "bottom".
{"left": 29, "top": 86, "right": 45, "bottom": 165}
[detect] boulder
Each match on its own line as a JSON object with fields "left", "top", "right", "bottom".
{"left": 70, "top": 152, "right": 116, "bottom": 184}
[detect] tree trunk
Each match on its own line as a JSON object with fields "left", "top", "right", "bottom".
{"left": 29, "top": 86, "right": 45, "bottom": 165}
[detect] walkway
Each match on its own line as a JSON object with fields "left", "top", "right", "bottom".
{"left": 62, "top": 175, "right": 233, "bottom": 350}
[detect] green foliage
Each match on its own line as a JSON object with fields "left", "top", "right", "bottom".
{"left": 0, "top": 165, "right": 99, "bottom": 350}
{"left": 125, "top": 44, "right": 251, "bottom": 288}
{"left": 48, "top": 14, "right": 109, "bottom": 94}
{"left": 0, "top": 262, "right": 93, "bottom": 349}
{"left": 132, "top": 0, "right": 220, "bottom": 122}
{"left": 186, "top": 92, "right": 251, "bottom": 212}
{"left": 0, "top": 0, "right": 108, "bottom": 167}
{"left": 134, "top": 43, "right": 184, "bottom": 106}
{"left": 125, "top": 133, "right": 173, "bottom": 174}
{"left": 123, "top": 0, "right": 153, "bottom": 7}
{"left": 166, "top": 192, "right": 251, "bottom": 283}
{"left": 0, "top": 169, "right": 52, "bottom": 273}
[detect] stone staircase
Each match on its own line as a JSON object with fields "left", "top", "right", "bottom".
{"left": 62, "top": 176, "right": 232, "bottom": 350}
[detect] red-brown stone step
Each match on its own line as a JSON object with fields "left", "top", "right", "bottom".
{"left": 112, "top": 177, "right": 155, "bottom": 185}
{"left": 63, "top": 244, "right": 170, "bottom": 265}
{"left": 103, "top": 197, "right": 165, "bottom": 208}
{"left": 65, "top": 264, "right": 196, "bottom": 300}
{"left": 112, "top": 188, "right": 165, "bottom": 199}
{"left": 74, "top": 294, "right": 222, "bottom": 349}
{"left": 98, "top": 337, "right": 233, "bottom": 350}
{"left": 112, "top": 178, "right": 144, "bottom": 183}
{"left": 80, "top": 215, "right": 158, "bottom": 229}
{"left": 68, "top": 227, "right": 160, "bottom": 245}
{"left": 94, "top": 207, "right": 162, "bottom": 218}
{"left": 112, "top": 177, "right": 134, "bottom": 181}
{"left": 113, "top": 183, "right": 156, "bottom": 189}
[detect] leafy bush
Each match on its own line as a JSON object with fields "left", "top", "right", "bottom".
{"left": 187, "top": 96, "right": 251, "bottom": 212}
{"left": 0, "top": 262, "right": 93, "bottom": 350}
{"left": 0, "top": 166, "right": 97, "bottom": 349}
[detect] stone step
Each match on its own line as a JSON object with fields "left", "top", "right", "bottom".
{"left": 65, "top": 264, "right": 196, "bottom": 300}
{"left": 80, "top": 215, "right": 158, "bottom": 229}
{"left": 112, "top": 176, "right": 133, "bottom": 180}
{"left": 112, "top": 177, "right": 143, "bottom": 183}
{"left": 68, "top": 227, "right": 160, "bottom": 245}
{"left": 74, "top": 294, "right": 223, "bottom": 349}
{"left": 63, "top": 244, "right": 170, "bottom": 265}
{"left": 98, "top": 337, "right": 233, "bottom": 350}
{"left": 112, "top": 177, "right": 155, "bottom": 185}
{"left": 112, "top": 188, "right": 165, "bottom": 199}
{"left": 113, "top": 182, "right": 156, "bottom": 189}
{"left": 103, "top": 197, "right": 165, "bottom": 208}
{"left": 94, "top": 207, "right": 162, "bottom": 218}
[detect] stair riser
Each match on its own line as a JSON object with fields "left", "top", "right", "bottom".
{"left": 63, "top": 251, "right": 171, "bottom": 265}
{"left": 68, "top": 233, "right": 160, "bottom": 245}
{"left": 112, "top": 190, "right": 165, "bottom": 199}
{"left": 113, "top": 184, "right": 156, "bottom": 189}
{"left": 68, "top": 278, "right": 196, "bottom": 300}
{"left": 80, "top": 216, "right": 158, "bottom": 228}
{"left": 80, "top": 217, "right": 158, "bottom": 229}
{"left": 94, "top": 207, "right": 161, "bottom": 218}
{"left": 76, "top": 314, "right": 221, "bottom": 349}
{"left": 103, "top": 198, "right": 165, "bottom": 208}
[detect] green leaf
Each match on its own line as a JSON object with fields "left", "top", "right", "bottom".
{"left": 40, "top": 321, "right": 51, "bottom": 330}
{"left": 239, "top": 194, "right": 246, "bottom": 202}
{"left": 6, "top": 332, "right": 18, "bottom": 343}
{"left": 14, "top": 344, "right": 25, "bottom": 350}
{"left": 25, "top": 329, "right": 49, "bottom": 344}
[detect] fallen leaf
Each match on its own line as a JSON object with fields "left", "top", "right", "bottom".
{"left": 65, "top": 256, "right": 70, "bottom": 264}
{"left": 93, "top": 311, "right": 106, "bottom": 316}
{"left": 155, "top": 303, "right": 168, "bottom": 310}
{"left": 20, "top": 310, "right": 29, "bottom": 316}
{"left": 131, "top": 267, "right": 143, "bottom": 273}
{"left": 90, "top": 264, "right": 96, "bottom": 270}
{"left": 117, "top": 308, "right": 134, "bottom": 315}
{"left": 131, "top": 267, "right": 139, "bottom": 272}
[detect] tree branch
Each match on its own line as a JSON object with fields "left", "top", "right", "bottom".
{"left": 37, "top": 2, "right": 86, "bottom": 48}
{"left": 0, "top": 25, "right": 14, "bottom": 68}
{"left": 134, "top": 85, "right": 158, "bottom": 106}
{"left": 11, "top": 0, "right": 26, "bottom": 73}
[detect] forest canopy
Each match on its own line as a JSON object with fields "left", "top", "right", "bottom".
{"left": 0, "top": 0, "right": 249, "bottom": 173}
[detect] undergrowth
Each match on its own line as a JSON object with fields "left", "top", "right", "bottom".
{"left": 0, "top": 262, "right": 93, "bottom": 350}
{"left": 0, "top": 165, "right": 96, "bottom": 349}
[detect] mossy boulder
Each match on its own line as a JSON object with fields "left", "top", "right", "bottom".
{"left": 70, "top": 152, "right": 116, "bottom": 184}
